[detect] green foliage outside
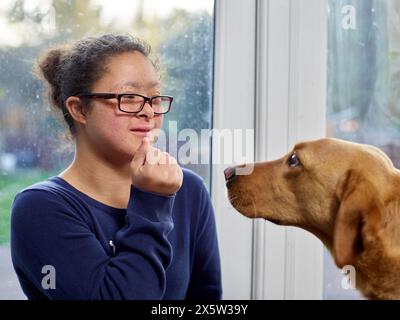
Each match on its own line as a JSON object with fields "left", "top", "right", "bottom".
{"left": 0, "top": 170, "right": 55, "bottom": 244}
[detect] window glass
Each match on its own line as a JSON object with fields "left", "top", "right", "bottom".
{"left": 0, "top": 0, "right": 214, "bottom": 299}
{"left": 325, "top": 0, "right": 399, "bottom": 299}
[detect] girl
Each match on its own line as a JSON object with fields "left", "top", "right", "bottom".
{"left": 10, "top": 34, "right": 222, "bottom": 300}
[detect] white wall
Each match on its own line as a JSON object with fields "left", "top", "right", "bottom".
{"left": 212, "top": 0, "right": 327, "bottom": 299}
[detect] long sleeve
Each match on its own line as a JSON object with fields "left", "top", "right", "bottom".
{"left": 10, "top": 185, "right": 175, "bottom": 300}
{"left": 185, "top": 183, "right": 222, "bottom": 300}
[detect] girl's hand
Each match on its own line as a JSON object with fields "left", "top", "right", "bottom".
{"left": 130, "top": 138, "right": 183, "bottom": 196}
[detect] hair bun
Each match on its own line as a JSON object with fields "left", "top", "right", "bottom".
{"left": 34, "top": 45, "right": 71, "bottom": 110}
{"left": 36, "top": 45, "right": 69, "bottom": 87}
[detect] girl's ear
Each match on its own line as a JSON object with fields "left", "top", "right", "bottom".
{"left": 65, "top": 96, "right": 88, "bottom": 125}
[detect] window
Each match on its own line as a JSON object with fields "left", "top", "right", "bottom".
{"left": 0, "top": 0, "right": 214, "bottom": 299}
{"left": 325, "top": 0, "right": 399, "bottom": 299}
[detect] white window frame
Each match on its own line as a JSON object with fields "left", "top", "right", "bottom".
{"left": 211, "top": 0, "right": 257, "bottom": 300}
{"left": 212, "top": 0, "right": 327, "bottom": 299}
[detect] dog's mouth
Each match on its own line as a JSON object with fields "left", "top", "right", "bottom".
{"left": 228, "top": 196, "right": 249, "bottom": 212}
{"left": 228, "top": 189, "right": 285, "bottom": 224}
{"left": 266, "top": 218, "right": 283, "bottom": 225}
{"left": 227, "top": 189, "right": 262, "bottom": 219}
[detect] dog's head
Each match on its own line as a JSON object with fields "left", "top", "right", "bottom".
{"left": 225, "top": 138, "right": 399, "bottom": 270}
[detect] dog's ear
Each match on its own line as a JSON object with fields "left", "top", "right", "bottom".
{"left": 333, "top": 170, "right": 381, "bottom": 268}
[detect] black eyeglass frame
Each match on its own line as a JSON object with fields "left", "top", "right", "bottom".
{"left": 75, "top": 92, "right": 173, "bottom": 114}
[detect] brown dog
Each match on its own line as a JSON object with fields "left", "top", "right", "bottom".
{"left": 225, "top": 138, "right": 400, "bottom": 300}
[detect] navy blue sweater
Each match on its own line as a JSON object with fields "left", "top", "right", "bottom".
{"left": 10, "top": 169, "right": 222, "bottom": 300}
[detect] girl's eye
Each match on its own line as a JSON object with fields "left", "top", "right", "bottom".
{"left": 288, "top": 153, "right": 301, "bottom": 167}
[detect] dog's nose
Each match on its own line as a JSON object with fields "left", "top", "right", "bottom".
{"left": 224, "top": 166, "right": 236, "bottom": 182}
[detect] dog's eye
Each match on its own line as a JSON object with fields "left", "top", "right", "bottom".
{"left": 288, "top": 153, "right": 301, "bottom": 167}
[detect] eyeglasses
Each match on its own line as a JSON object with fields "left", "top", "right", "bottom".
{"left": 75, "top": 93, "right": 173, "bottom": 114}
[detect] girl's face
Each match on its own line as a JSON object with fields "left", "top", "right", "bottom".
{"left": 82, "top": 51, "right": 163, "bottom": 163}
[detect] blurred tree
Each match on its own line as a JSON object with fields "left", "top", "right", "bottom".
{"left": 7, "top": 0, "right": 25, "bottom": 23}
{"left": 160, "top": 11, "right": 213, "bottom": 133}
{"left": 5, "top": 0, "right": 106, "bottom": 42}
{"left": 328, "top": 0, "right": 382, "bottom": 117}
{"left": 387, "top": 0, "right": 400, "bottom": 125}
{"left": 327, "top": 0, "right": 391, "bottom": 142}
{"left": 52, "top": 0, "right": 103, "bottom": 39}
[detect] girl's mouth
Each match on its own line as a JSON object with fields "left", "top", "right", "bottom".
{"left": 130, "top": 129, "right": 152, "bottom": 137}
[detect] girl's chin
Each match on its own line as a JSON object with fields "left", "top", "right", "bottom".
{"left": 129, "top": 136, "right": 157, "bottom": 154}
